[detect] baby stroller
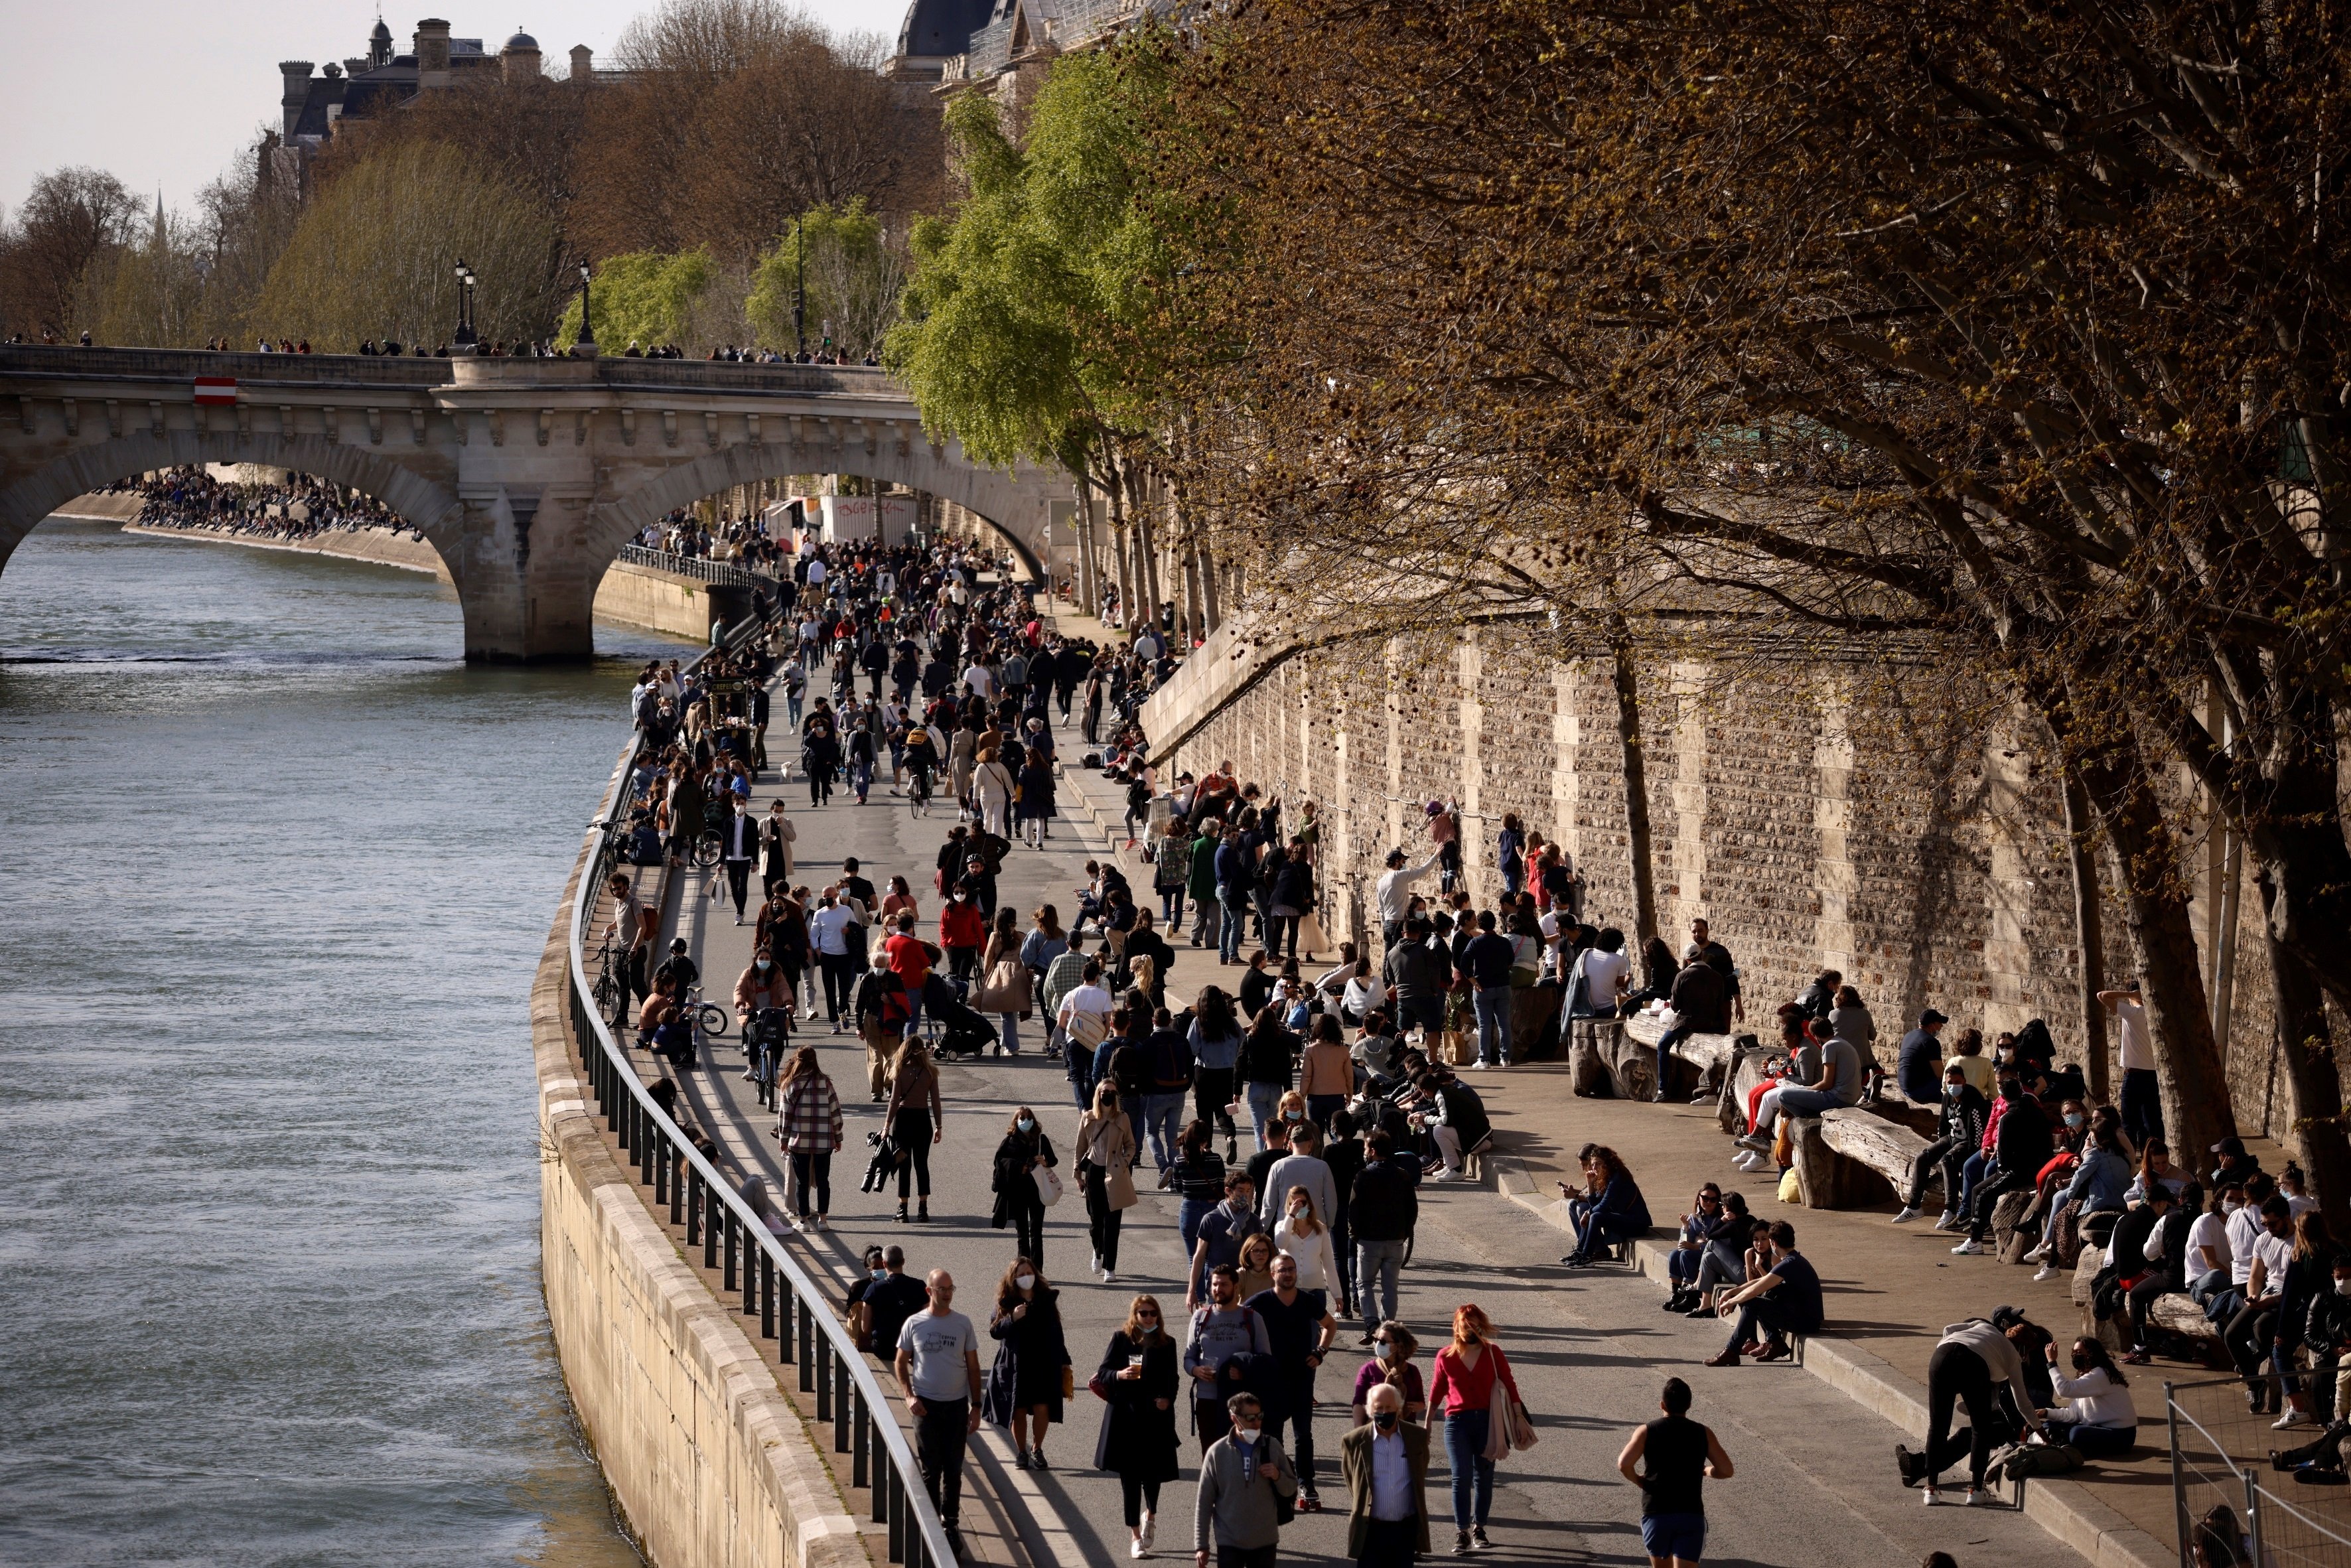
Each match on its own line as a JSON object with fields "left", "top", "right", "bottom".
{"left": 930, "top": 987, "right": 997, "bottom": 1061}
{"left": 742, "top": 1006, "right": 791, "bottom": 1110}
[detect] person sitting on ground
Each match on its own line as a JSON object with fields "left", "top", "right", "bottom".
{"left": 1663, "top": 1184, "right": 1728, "bottom": 1313}
{"left": 1560, "top": 1143, "right": 1654, "bottom": 1267}
{"left": 1703, "top": 1221, "right": 1823, "bottom": 1367}
{"left": 2038, "top": 1336, "right": 2139, "bottom": 1459}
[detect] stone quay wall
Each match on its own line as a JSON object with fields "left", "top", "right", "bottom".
{"left": 530, "top": 843, "right": 867, "bottom": 1568}
{"left": 1154, "top": 624, "right": 2292, "bottom": 1136}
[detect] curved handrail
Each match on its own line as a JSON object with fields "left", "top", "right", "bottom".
{"left": 560, "top": 616, "right": 954, "bottom": 1568}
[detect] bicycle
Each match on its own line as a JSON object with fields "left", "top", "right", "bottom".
{"left": 684, "top": 984, "right": 731, "bottom": 1052}
{"left": 907, "top": 768, "right": 932, "bottom": 818}
{"left": 691, "top": 828, "right": 724, "bottom": 868}
{"left": 592, "top": 937, "right": 624, "bottom": 1024}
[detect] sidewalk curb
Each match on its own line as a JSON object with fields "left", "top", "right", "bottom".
{"left": 1492, "top": 1147, "right": 2173, "bottom": 1568}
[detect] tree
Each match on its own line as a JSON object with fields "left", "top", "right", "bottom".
{"left": 0, "top": 167, "right": 139, "bottom": 338}
{"left": 557, "top": 248, "right": 716, "bottom": 350}
{"left": 86, "top": 200, "right": 206, "bottom": 348}
{"left": 746, "top": 200, "right": 906, "bottom": 358}
{"left": 256, "top": 140, "right": 562, "bottom": 348}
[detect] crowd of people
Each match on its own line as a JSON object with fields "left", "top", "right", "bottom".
{"left": 628, "top": 508, "right": 794, "bottom": 573}
{"left": 107, "top": 464, "right": 413, "bottom": 540}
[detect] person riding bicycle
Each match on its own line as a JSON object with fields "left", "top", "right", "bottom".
{"left": 901, "top": 723, "right": 942, "bottom": 802}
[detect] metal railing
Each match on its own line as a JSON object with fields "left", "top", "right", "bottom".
{"left": 2170, "top": 1372, "right": 2351, "bottom": 1568}
{"left": 615, "top": 543, "right": 775, "bottom": 589}
{"left": 563, "top": 612, "right": 954, "bottom": 1568}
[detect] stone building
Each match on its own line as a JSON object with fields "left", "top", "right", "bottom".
{"left": 266, "top": 19, "right": 606, "bottom": 198}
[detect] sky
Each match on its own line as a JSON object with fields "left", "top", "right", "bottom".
{"left": 0, "top": 0, "right": 911, "bottom": 226}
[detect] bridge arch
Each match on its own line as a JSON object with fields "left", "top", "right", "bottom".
{"left": 0, "top": 429, "right": 466, "bottom": 585}
{"left": 585, "top": 441, "right": 1056, "bottom": 590}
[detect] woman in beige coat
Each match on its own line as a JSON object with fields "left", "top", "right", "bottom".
{"left": 1075, "top": 1082, "right": 1139, "bottom": 1283}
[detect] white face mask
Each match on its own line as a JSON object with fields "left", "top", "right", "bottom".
{"left": 2336, "top": 1279, "right": 2351, "bottom": 1299}
{"left": 1233, "top": 1425, "right": 1260, "bottom": 1445}
{"left": 1015, "top": 1273, "right": 1036, "bottom": 1291}
{"left": 2225, "top": 1200, "right": 2244, "bottom": 1214}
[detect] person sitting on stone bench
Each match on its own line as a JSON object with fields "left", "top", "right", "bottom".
{"left": 1736, "top": 1022, "right": 1863, "bottom": 1161}
{"left": 2119, "top": 1182, "right": 2198, "bottom": 1365}
{"left": 1559, "top": 1143, "right": 1652, "bottom": 1267}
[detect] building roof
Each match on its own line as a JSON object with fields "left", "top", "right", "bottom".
{"left": 896, "top": 0, "right": 995, "bottom": 59}
{"left": 504, "top": 30, "right": 537, "bottom": 49}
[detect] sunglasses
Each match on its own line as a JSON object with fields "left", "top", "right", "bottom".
{"left": 1136, "top": 1311, "right": 1161, "bottom": 1320}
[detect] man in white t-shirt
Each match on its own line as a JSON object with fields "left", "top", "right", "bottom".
{"left": 894, "top": 1269, "right": 983, "bottom": 1559}
{"left": 2098, "top": 985, "right": 2161, "bottom": 1150}
{"left": 962, "top": 661, "right": 994, "bottom": 699}
{"left": 2186, "top": 1188, "right": 2236, "bottom": 1304}
{"left": 1567, "top": 928, "right": 1632, "bottom": 1020}
{"left": 1058, "top": 962, "right": 1115, "bottom": 1102}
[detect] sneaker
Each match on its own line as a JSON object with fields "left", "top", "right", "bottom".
{"left": 1451, "top": 1532, "right": 1473, "bottom": 1557}
{"left": 2023, "top": 1242, "right": 2050, "bottom": 1263}
{"left": 1735, "top": 1133, "right": 1770, "bottom": 1151}
{"left": 2032, "top": 1265, "right": 2060, "bottom": 1283}
{"left": 1130, "top": 1540, "right": 1148, "bottom": 1560}
{"left": 2277, "top": 1409, "right": 2315, "bottom": 1431}
{"left": 1140, "top": 1514, "right": 1155, "bottom": 1553}
{"left": 1092, "top": 1251, "right": 1104, "bottom": 1274}
{"left": 1685, "top": 1305, "right": 1717, "bottom": 1319}
{"left": 1960, "top": 1488, "right": 1985, "bottom": 1507}
{"left": 1033, "top": 1449, "right": 1050, "bottom": 1470}
{"left": 1468, "top": 1060, "right": 1490, "bottom": 1071}
{"left": 1934, "top": 1211, "right": 1963, "bottom": 1231}
{"left": 1014, "top": 1449, "right": 1032, "bottom": 1470}
{"left": 1891, "top": 1206, "right": 1921, "bottom": 1224}
{"left": 1951, "top": 1239, "right": 1985, "bottom": 1255}
{"left": 1431, "top": 1169, "right": 1464, "bottom": 1182}
{"left": 1895, "top": 1444, "right": 1920, "bottom": 1486}
{"left": 1470, "top": 1527, "right": 1492, "bottom": 1549}
{"left": 1921, "top": 1486, "right": 1942, "bottom": 1506}
{"left": 1103, "top": 1271, "right": 1116, "bottom": 1285}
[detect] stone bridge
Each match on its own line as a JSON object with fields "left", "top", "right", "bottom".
{"left": 0, "top": 346, "right": 1064, "bottom": 661}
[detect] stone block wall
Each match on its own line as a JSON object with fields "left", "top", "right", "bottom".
{"left": 1162, "top": 626, "right": 2290, "bottom": 1137}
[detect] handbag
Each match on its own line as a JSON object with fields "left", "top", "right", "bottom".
{"left": 1062, "top": 1365, "right": 1077, "bottom": 1399}
{"left": 1033, "top": 1163, "right": 1065, "bottom": 1207}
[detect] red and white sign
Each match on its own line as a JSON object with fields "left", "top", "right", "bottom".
{"left": 193, "top": 378, "right": 238, "bottom": 405}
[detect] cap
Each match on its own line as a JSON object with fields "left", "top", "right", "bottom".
{"left": 1989, "top": 1305, "right": 2027, "bottom": 1330}
{"left": 1920, "top": 1008, "right": 1949, "bottom": 1026}
{"left": 2212, "top": 1136, "right": 2247, "bottom": 1158}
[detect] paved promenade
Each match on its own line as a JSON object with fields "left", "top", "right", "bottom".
{"left": 621, "top": 624, "right": 2085, "bottom": 1568}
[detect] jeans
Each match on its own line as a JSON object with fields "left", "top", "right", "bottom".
{"left": 1268, "top": 1371, "right": 1318, "bottom": 1494}
{"left": 1774, "top": 1086, "right": 1847, "bottom": 1118}
{"left": 914, "top": 1395, "right": 971, "bottom": 1528}
{"left": 1967, "top": 1163, "right": 2034, "bottom": 1242}
{"left": 1356, "top": 1238, "right": 1408, "bottom": 1333}
{"left": 1472, "top": 985, "right": 1512, "bottom": 1064}
{"left": 1957, "top": 1150, "right": 1994, "bottom": 1218}
{"left": 1142, "top": 1092, "right": 1186, "bottom": 1170}
{"left": 1567, "top": 1199, "right": 1635, "bottom": 1263}
{"left": 1726, "top": 1294, "right": 1809, "bottom": 1352}
{"left": 1654, "top": 1021, "right": 1695, "bottom": 1095}
{"left": 1161, "top": 886, "right": 1186, "bottom": 926}
{"left": 2044, "top": 1420, "right": 2136, "bottom": 1460}
{"left": 999, "top": 1013, "right": 1021, "bottom": 1054}
{"left": 1904, "top": 1134, "right": 1963, "bottom": 1211}
{"left": 790, "top": 1150, "right": 832, "bottom": 1217}
{"left": 2120, "top": 1068, "right": 2163, "bottom": 1149}
{"left": 892, "top": 1109, "right": 933, "bottom": 1200}
{"left": 1246, "top": 1081, "right": 1283, "bottom": 1148}
{"left": 1010, "top": 1198, "right": 1046, "bottom": 1267}
{"left": 725, "top": 860, "right": 752, "bottom": 916}
{"left": 1442, "top": 1407, "right": 1495, "bottom": 1528}
{"left": 1219, "top": 890, "right": 1249, "bottom": 962}
{"left": 1180, "top": 1197, "right": 1218, "bottom": 1259}
{"left": 1086, "top": 1178, "right": 1125, "bottom": 1271}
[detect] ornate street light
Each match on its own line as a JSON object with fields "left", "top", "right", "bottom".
{"left": 453, "top": 259, "right": 479, "bottom": 351}
{"left": 574, "top": 257, "right": 595, "bottom": 356}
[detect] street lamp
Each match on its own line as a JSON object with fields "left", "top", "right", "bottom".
{"left": 573, "top": 257, "right": 595, "bottom": 356}
{"left": 792, "top": 217, "right": 806, "bottom": 359}
{"left": 453, "top": 258, "right": 478, "bottom": 352}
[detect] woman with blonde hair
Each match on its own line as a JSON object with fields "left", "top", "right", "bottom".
{"left": 884, "top": 1034, "right": 944, "bottom": 1223}
{"left": 1076, "top": 1081, "right": 1140, "bottom": 1282}
{"left": 1091, "top": 1295, "right": 1180, "bottom": 1554}
{"left": 1426, "top": 1303, "right": 1527, "bottom": 1553}
{"left": 1273, "top": 1185, "right": 1338, "bottom": 1294}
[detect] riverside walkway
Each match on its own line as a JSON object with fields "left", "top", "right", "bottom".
{"left": 593, "top": 601, "right": 2090, "bottom": 1568}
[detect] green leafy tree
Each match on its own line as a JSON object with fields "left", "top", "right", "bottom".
{"left": 558, "top": 248, "right": 715, "bottom": 350}
{"left": 746, "top": 199, "right": 906, "bottom": 358}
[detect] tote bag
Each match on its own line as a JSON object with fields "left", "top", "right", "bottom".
{"left": 1033, "top": 1163, "right": 1065, "bottom": 1208}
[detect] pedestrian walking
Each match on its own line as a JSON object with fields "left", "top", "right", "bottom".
{"left": 1192, "top": 1391, "right": 1297, "bottom": 1568}
{"left": 895, "top": 1269, "right": 984, "bottom": 1563}
{"left": 1094, "top": 1293, "right": 1182, "bottom": 1560}
{"left": 991, "top": 1105, "right": 1060, "bottom": 1267}
{"left": 1616, "top": 1378, "right": 1733, "bottom": 1568}
{"left": 1186, "top": 1264, "right": 1272, "bottom": 1454}
{"left": 985, "top": 1257, "right": 1074, "bottom": 1471}
{"left": 718, "top": 794, "right": 759, "bottom": 922}
{"left": 1351, "top": 1323, "right": 1427, "bottom": 1425}
{"left": 1340, "top": 1384, "right": 1431, "bottom": 1568}
{"left": 1246, "top": 1252, "right": 1340, "bottom": 1512}
{"left": 1078, "top": 1081, "right": 1142, "bottom": 1282}
{"left": 774, "top": 1046, "right": 842, "bottom": 1229}
{"left": 1425, "top": 1304, "right": 1525, "bottom": 1553}
{"left": 886, "top": 1035, "right": 944, "bottom": 1223}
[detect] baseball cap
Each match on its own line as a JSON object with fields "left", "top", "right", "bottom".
{"left": 1920, "top": 1009, "right": 1949, "bottom": 1027}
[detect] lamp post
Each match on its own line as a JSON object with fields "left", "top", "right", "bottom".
{"left": 573, "top": 257, "right": 595, "bottom": 356}
{"left": 792, "top": 217, "right": 806, "bottom": 359}
{"left": 453, "top": 259, "right": 478, "bottom": 352}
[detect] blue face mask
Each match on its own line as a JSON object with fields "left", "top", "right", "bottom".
{"left": 1017, "top": 1117, "right": 1036, "bottom": 1133}
{"left": 1946, "top": 1083, "right": 1965, "bottom": 1098}
{"left": 871, "top": 1267, "right": 889, "bottom": 1282}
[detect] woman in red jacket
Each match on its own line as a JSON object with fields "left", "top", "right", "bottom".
{"left": 940, "top": 885, "right": 987, "bottom": 984}
{"left": 1425, "top": 1302, "right": 1524, "bottom": 1552}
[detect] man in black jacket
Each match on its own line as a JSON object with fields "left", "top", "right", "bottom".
{"left": 1350, "top": 1130, "right": 1420, "bottom": 1343}
{"left": 2123, "top": 1184, "right": 2195, "bottom": 1360}
{"left": 1954, "top": 1077, "right": 2053, "bottom": 1255}
{"left": 1894, "top": 1064, "right": 1989, "bottom": 1226}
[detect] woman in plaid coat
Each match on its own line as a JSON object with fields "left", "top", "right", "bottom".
{"left": 775, "top": 1046, "right": 844, "bottom": 1229}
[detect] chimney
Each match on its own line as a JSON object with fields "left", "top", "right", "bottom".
{"left": 413, "top": 19, "right": 453, "bottom": 86}
{"left": 279, "top": 61, "right": 314, "bottom": 139}
{"left": 569, "top": 44, "right": 593, "bottom": 82}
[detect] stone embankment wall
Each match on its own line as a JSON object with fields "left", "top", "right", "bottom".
{"left": 530, "top": 851, "right": 865, "bottom": 1568}
{"left": 1152, "top": 622, "right": 2290, "bottom": 1133}
{"left": 56, "top": 494, "right": 720, "bottom": 642}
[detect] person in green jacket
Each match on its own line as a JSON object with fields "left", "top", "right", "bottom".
{"left": 1188, "top": 819, "right": 1225, "bottom": 952}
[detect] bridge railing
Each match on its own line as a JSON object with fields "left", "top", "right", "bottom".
{"left": 615, "top": 543, "right": 776, "bottom": 589}
{"left": 0, "top": 344, "right": 908, "bottom": 399}
{"left": 565, "top": 608, "right": 954, "bottom": 1568}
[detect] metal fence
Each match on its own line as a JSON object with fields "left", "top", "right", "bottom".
{"left": 614, "top": 543, "right": 774, "bottom": 589}
{"left": 563, "top": 611, "right": 954, "bottom": 1568}
{"left": 2171, "top": 1372, "right": 2351, "bottom": 1568}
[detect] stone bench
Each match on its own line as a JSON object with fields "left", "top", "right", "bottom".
{"left": 1583, "top": 1012, "right": 1745, "bottom": 1102}
{"left": 1780, "top": 1109, "right": 1937, "bottom": 1209}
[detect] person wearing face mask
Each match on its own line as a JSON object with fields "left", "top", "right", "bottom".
{"left": 1094, "top": 1293, "right": 1182, "bottom": 1559}
{"left": 1352, "top": 1322, "right": 1427, "bottom": 1426}
{"left": 991, "top": 1105, "right": 1060, "bottom": 1268}
{"left": 849, "top": 1244, "right": 928, "bottom": 1357}
{"left": 2121, "top": 1184, "right": 2194, "bottom": 1363}
{"left": 1425, "top": 1303, "right": 1525, "bottom": 1551}
{"left": 1192, "top": 1391, "right": 1296, "bottom": 1568}
{"left": 1616, "top": 1377, "right": 1733, "bottom": 1568}
{"left": 2036, "top": 1337, "right": 2139, "bottom": 1459}
{"left": 1341, "top": 1382, "right": 1431, "bottom": 1568}
{"left": 1894, "top": 1064, "right": 1990, "bottom": 1226}
{"left": 1257, "top": 1120, "right": 1340, "bottom": 1236}
{"left": 1951, "top": 1072, "right": 2053, "bottom": 1256}
{"left": 985, "top": 1257, "right": 1072, "bottom": 1470}
{"left": 2186, "top": 1182, "right": 2241, "bottom": 1311}
{"left": 719, "top": 794, "right": 760, "bottom": 922}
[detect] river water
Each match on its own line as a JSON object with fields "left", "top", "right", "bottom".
{"left": 0, "top": 518, "right": 689, "bottom": 1566}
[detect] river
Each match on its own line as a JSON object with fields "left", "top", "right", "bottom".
{"left": 0, "top": 518, "right": 689, "bottom": 1566}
